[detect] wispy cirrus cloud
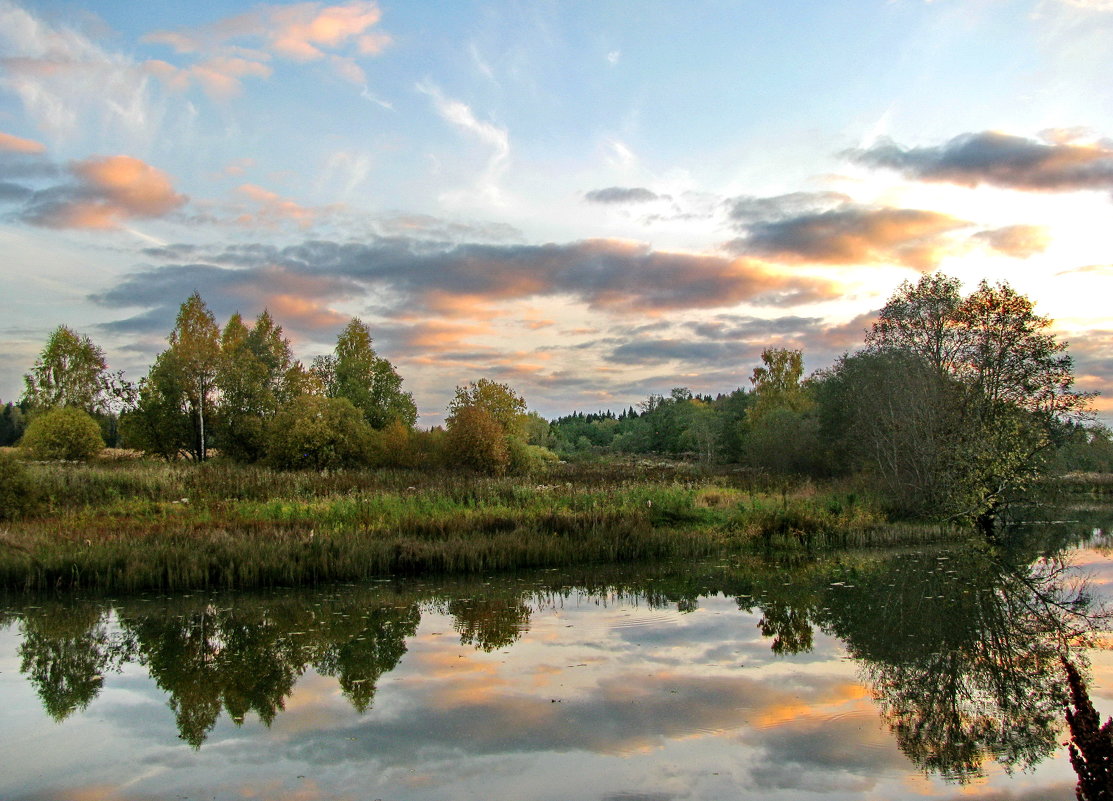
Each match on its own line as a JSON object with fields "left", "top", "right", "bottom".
{"left": 848, "top": 131, "right": 1113, "bottom": 192}
{"left": 417, "top": 81, "right": 511, "bottom": 206}
{"left": 0, "top": 0, "right": 163, "bottom": 145}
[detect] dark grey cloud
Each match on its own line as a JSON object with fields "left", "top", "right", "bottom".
{"left": 608, "top": 340, "right": 740, "bottom": 366}
{"left": 729, "top": 191, "right": 849, "bottom": 223}
{"left": 849, "top": 131, "right": 1113, "bottom": 192}
{"left": 93, "top": 236, "right": 840, "bottom": 336}
{"left": 726, "top": 191, "right": 970, "bottom": 270}
{"left": 0, "top": 181, "right": 32, "bottom": 202}
{"left": 584, "top": 187, "right": 663, "bottom": 204}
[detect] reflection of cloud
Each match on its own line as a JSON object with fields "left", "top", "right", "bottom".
{"left": 850, "top": 131, "right": 1113, "bottom": 192}
{"left": 15, "top": 154, "right": 187, "bottom": 229}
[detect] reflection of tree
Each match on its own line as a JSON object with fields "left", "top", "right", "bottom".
{"left": 118, "top": 596, "right": 420, "bottom": 746}
{"left": 448, "top": 596, "right": 531, "bottom": 652}
{"left": 18, "top": 601, "right": 133, "bottom": 721}
{"left": 817, "top": 547, "right": 1104, "bottom": 781}
{"left": 315, "top": 603, "right": 420, "bottom": 713}
{"left": 756, "top": 600, "right": 814, "bottom": 655}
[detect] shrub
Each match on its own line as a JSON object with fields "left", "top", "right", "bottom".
{"left": 266, "top": 395, "right": 376, "bottom": 470}
{"left": 21, "top": 407, "right": 105, "bottom": 461}
{"left": 0, "top": 452, "right": 43, "bottom": 519}
{"left": 508, "top": 439, "right": 560, "bottom": 475}
{"left": 446, "top": 406, "right": 510, "bottom": 474}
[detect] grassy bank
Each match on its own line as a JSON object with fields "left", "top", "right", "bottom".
{"left": 0, "top": 459, "right": 955, "bottom": 593}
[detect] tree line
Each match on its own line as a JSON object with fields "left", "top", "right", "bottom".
{"left": 4, "top": 274, "right": 1109, "bottom": 528}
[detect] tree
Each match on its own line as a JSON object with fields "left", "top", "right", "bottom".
{"left": 314, "top": 319, "right": 417, "bottom": 430}
{"left": 446, "top": 379, "right": 527, "bottom": 436}
{"left": 22, "top": 326, "right": 109, "bottom": 413}
{"left": 216, "top": 310, "right": 298, "bottom": 462}
{"left": 856, "top": 274, "right": 1091, "bottom": 527}
{"left": 167, "top": 294, "right": 221, "bottom": 461}
{"left": 445, "top": 379, "right": 529, "bottom": 474}
{"left": 119, "top": 350, "right": 194, "bottom": 460}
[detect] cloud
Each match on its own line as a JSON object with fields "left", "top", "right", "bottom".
{"left": 972, "top": 224, "right": 1050, "bottom": 258}
{"left": 584, "top": 187, "right": 663, "bottom": 205}
{"left": 417, "top": 81, "right": 510, "bottom": 205}
{"left": 0, "top": 130, "right": 45, "bottom": 154}
{"left": 849, "top": 131, "right": 1113, "bottom": 192}
{"left": 234, "top": 184, "right": 322, "bottom": 229}
{"left": 0, "top": 1, "right": 162, "bottom": 144}
{"left": 727, "top": 191, "right": 970, "bottom": 270}
{"left": 142, "top": 1, "right": 391, "bottom": 92}
{"left": 92, "top": 237, "right": 839, "bottom": 345}
{"left": 9, "top": 154, "right": 187, "bottom": 229}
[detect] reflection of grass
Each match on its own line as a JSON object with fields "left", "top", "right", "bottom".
{"left": 0, "top": 460, "right": 955, "bottom": 592}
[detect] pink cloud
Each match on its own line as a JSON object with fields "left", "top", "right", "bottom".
{"left": 23, "top": 154, "right": 187, "bottom": 230}
{"left": 0, "top": 130, "right": 46, "bottom": 154}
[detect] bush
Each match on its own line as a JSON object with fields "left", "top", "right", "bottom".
{"left": 508, "top": 439, "right": 560, "bottom": 475}
{"left": 20, "top": 407, "right": 105, "bottom": 461}
{"left": 266, "top": 395, "right": 376, "bottom": 470}
{"left": 0, "top": 452, "right": 43, "bottom": 520}
{"left": 446, "top": 406, "right": 510, "bottom": 474}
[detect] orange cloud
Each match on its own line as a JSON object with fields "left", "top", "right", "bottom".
{"left": 143, "top": 1, "right": 391, "bottom": 87}
{"left": 740, "top": 207, "right": 970, "bottom": 271}
{"left": 236, "top": 184, "right": 320, "bottom": 228}
{"left": 22, "top": 154, "right": 187, "bottom": 230}
{"left": 973, "top": 224, "right": 1050, "bottom": 258}
{"left": 0, "top": 130, "right": 46, "bottom": 154}
{"left": 265, "top": 294, "right": 349, "bottom": 331}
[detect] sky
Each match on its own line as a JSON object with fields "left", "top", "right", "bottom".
{"left": 1, "top": 0, "right": 1113, "bottom": 425}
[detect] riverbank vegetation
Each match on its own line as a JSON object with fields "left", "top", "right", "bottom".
{"left": 1, "top": 458, "right": 933, "bottom": 592}
{"left": 0, "top": 274, "right": 1106, "bottom": 590}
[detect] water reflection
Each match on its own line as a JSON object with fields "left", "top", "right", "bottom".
{"left": 3, "top": 531, "right": 1109, "bottom": 788}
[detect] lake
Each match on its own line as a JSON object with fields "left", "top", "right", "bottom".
{"left": 2, "top": 521, "right": 1111, "bottom": 800}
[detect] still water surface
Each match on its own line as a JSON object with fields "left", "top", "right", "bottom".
{"left": 2, "top": 524, "right": 1112, "bottom": 800}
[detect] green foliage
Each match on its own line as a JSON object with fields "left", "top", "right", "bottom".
{"left": 22, "top": 325, "right": 109, "bottom": 412}
{"left": 508, "top": 439, "right": 560, "bottom": 474}
{"left": 266, "top": 395, "right": 376, "bottom": 470}
{"left": 0, "top": 402, "right": 27, "bottom": 447}
{"left": 119, "top": 350, "right": 194, "bottom": 460}
{"left": 316, "top": 319, "right": 417, "bottom": 430}
{"left": 836, "top": 274, "right": 1092, "bottom": 525}
{"left": 0, "top": 452, "right": 43, "bottom": 520}
{"left": 20, "top": 407, "right": 104, "bottom": 461}
{"left": 217, "top": 310, "right": 298, "bottom": 462}
{"left": 158, "top": 293, "right": 221, "bottom": 461}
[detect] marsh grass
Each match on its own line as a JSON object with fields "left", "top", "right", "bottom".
{"left": 0, "top": 459, "right": 956, "bottom": 593}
